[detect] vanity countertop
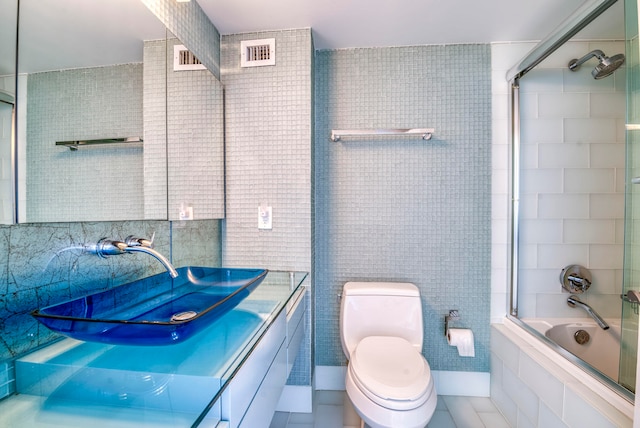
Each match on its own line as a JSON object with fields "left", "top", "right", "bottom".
{"left": 0, "top": 270, "right": 308, "bottom": 428}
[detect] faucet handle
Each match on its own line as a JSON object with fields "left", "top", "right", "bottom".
{"left": 95, "top": 238, "right": 127, "bottom": 258}
{"left": 560, "top": 265, "right": 592, "bottom": 294}
{"left": 125, "top": 235, "right": 153, "bottom": 248}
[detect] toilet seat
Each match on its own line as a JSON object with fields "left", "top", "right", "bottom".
{"left": 349, "top": 336, "right": 433, "bottom": 411}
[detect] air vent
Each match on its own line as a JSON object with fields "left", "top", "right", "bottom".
{"left": 241, "top": 38, "right": 276, "bottom": 68}
{"left": 173, "top": 44, "right": 206, "bottom": 71}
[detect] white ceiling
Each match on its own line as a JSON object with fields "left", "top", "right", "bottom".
{"left": 198, "top": 0, "right": 624, "bottom": 50}
{"left": 0, "top": 0, "right": 625, "bottom": 76}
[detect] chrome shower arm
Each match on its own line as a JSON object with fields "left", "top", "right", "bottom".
{"left": 568, "top": 49, "right": 604, "bottom": 71}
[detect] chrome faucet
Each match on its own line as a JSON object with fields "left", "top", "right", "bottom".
{"left": 88, "top": 237, "right": 178, "bottom": 278}
{"left": 567, "top": 295, "right": 609, "bottom": 330}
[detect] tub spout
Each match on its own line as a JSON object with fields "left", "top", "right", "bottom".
{"left": 124, "top": 245, "right": 178, "bottom": 278}
{"left": 567, "top": 295, "right": 609, "bottom": 330}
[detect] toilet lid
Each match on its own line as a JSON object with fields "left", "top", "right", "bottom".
{"left": 350, "top": 336, "right": 433, "bottom": 405}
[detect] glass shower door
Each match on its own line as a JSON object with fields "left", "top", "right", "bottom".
{"left": 620, "top": 0, "right": 640, "bottom": 393}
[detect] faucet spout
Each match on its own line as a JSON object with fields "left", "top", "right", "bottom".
{"left": 123, "top": 246, "right": 179, "bottom": 278}
{"left": 567, "top": 295, "right": 609, "bottom": 330}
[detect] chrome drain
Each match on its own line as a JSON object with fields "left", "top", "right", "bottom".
{"left": 170, "top": 311, "right": 197, "bottom": 322}
{"left": 574, "top": 329, "right": 590, "bottom": 345}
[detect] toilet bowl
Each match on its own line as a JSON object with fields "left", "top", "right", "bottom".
{"left": 340, "top": 282, "right": 437, "bottom": 428}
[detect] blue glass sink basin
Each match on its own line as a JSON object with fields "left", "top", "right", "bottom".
{"left": 31, "top": 267, "right": 268, "bottom": 346}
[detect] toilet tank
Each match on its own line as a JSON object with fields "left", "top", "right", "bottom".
{"left": 340, "top": 282, "right": 424, "bottom": 359}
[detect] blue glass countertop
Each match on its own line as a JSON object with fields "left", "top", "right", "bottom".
{"left": 0, "top": 270, "right": 308, "bottom": 428}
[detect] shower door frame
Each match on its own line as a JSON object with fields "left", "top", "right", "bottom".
{"left": 506, "top": 0, "right": 635, "bottom": 402}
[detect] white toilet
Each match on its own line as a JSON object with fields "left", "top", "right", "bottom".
{"left": 340, "top": 281, "right": 437, "bottom": 428}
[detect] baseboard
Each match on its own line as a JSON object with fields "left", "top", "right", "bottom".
{"left": 314, "top": 366, "right": 490, "bottom": 397}
{"left": 276, "top": 385, "right": 313, "bottom": 413}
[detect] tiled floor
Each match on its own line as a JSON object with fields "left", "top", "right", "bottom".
{"left": 270, "top": 390, "right": 511, "bottom": 428}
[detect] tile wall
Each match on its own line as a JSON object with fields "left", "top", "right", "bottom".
{"left": 221, "top": 29, "right": 314, "bottom": 385}
{"left": 314, "top": 44, "right": 492, "bottom": 373}
{"left": 25, "top": 65, "right": 145, "bottom": 222}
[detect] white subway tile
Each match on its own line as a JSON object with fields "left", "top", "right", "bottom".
{"left": 521, "top": 118, "right": 563, "bottom": 143}
{"left": 519, "top": 194, "right": 538, "bottom": 219}
{"left": 564, "top": 118, "right": 617, "bottom": 143}
{"left": 590, "top": 194, "right": 624, "bottom": 219}
{"left": 615, "top": 219, "right": 624, "bottom": 244}
{"left": 492, "top": 194, "right": 508, "bottom": 220}
{"left": 493, "top": 94, "right": 509, "bottom": 120}
{"left": 493, "top": 219, "right": 508, "bottom": 244}
{"left": 563, "top": 219, "right": 616, "bottom": 244}
{"left": 493, "top": 118, "right": 509, "bottom": 146}
{"left": 518, "top": 268, "right": 563, "bottom": 294}
{"left": 518, "top": 352, "right": 565, "bottom": 418}
{"left": 519, "top": 93, "right": 538, "bottom": 119}
{"left": 519, "top": 244, "right": 538, "bottom": 269}
{"left": 492, "top": 242, "right": 508, "bottom": 270}
{"left": 536, "top": 244, "right": 589, "bottom": 269}
{"left": 491, "top": 268, "right": 508, "bottom": 294}
{"left": 520, "top": 144, "right": 539, "bottom": 169}
{"left": 564, "top": 168, "right": 615, "bottom": 193}
{"left": 520, "top": 219, "right": 563, "bottom": 244}
{"left": 539, "top": 143, "right": 589, "bottom": 168}
{"left": 615, "top": 168, "right": 625, "bottom": 193}
{"left": 538, "top": 194, "right": 589, "bottom": 219}
{"left": 563, "top": 384, "right": 619, "bottom": 428}
{"left": 538, "top": 93, "right": 589, "bottom": 119}
{"left": 502, "top": 365, "right": 539, "bottom": 425}
{"left": 590, "top": 143, "right": 624, "bottom": 168}
{"left": 519, "top": 69, "right": 564, "bottom": 93}
{"left": 492, "top": 71, "right": 511, "bottom": 95}
{"left": 590, "top": 92, "right": 625, "bottom": 118}
{"left": 589, "top": 244, "right": 624, "bottom": 269}
{"left": 492, "top": 143, "right": 508, "bottom": 171}
{"left": 492, "top": 169, "right": 509, "bottom": 195}
{"left": 521, "top": 169, "right": 563, "bottom": 194}
{"left": 589, "top": 269, "right": 619, "bottom": 294}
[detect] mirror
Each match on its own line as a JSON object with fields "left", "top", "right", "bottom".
{"left": 0, "top": 0, "right": 18, "bottom": 224}
{"left": 7, "top": 0, "right": 224, "bottom": 223}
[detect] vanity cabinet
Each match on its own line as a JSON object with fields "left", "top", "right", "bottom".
{"left": 220, "top": 286, "right": 307, "bottom": 428}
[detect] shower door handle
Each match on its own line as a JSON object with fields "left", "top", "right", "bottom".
{"left": 632, "top": 177, "right": 640, "bottom": 184}
{"left": 623, "top": 290, "right": 640, "bottom": 304}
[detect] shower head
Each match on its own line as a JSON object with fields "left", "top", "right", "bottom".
{"left": 568, "top": 49, "right": 625, "bottom": 79}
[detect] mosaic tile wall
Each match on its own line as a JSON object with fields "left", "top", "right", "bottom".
{"left": 166, "top": 38, "right": 225, "bottom": 220}
{"left": 221, "top": 29, "right": 314, "bottom": 385}
{"left": 143, "top": 37, "right": 225, "bottom": 220}
{"left": 143, "top": 39, "right": 169, "bottom": 220}
{"left": 315, "top": 44, "right": 492, "bottom": 372}
{"left": 26, "top": 65, "right": 145, "bottom": 222}
{"left": 142, "top": 0, "right": 221, "bottom": 79}
{"left": 0, "top": 219, "right": 221, "bottom": 399}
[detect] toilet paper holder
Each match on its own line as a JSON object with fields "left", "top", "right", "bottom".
{"left": 444, "top": 310, "right": 460, "bottom": 337}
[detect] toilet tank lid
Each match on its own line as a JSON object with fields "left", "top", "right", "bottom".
{"left": 343, "top": 282, "right": 420, "bottom": 297}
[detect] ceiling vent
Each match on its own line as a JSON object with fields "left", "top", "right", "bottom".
{"left": 173, "top": 44, "right": 206, "bottom": 71}
{"left": 241, "top": 38, "right": 276, "bottom": 68}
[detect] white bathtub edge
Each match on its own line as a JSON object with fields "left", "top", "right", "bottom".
{"left": 499, "top": 317, "right": 634, "bottom": 421}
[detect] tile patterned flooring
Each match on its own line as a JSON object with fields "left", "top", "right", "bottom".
{"left": 269, "top": 391, "right": 511, "bottom": 428}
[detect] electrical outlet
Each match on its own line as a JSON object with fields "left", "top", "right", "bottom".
{"left": 258, "top": 206, "right": 272, "bottom": 229}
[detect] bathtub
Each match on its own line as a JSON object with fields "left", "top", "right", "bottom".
{"left": 523, "top": 318, "right": 621, "bottom": 381}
